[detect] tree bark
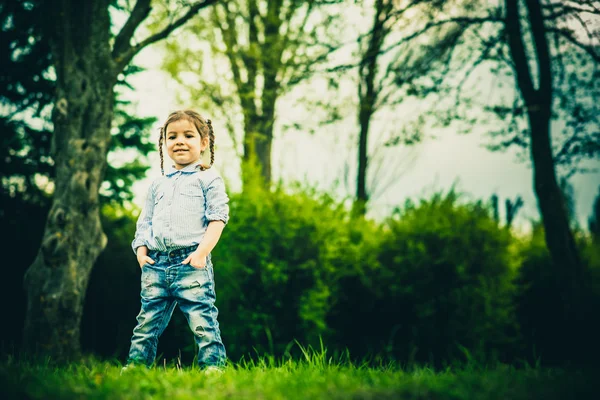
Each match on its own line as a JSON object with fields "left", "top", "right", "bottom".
{"left": 505, "top": 0, "right": 584, "bottom": 310}
{"left": 22, "top": 0, "right": 115, "bottom": 361}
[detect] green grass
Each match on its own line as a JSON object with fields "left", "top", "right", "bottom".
{"left": 1, "top": 352, "right": 597, "bottom": 400}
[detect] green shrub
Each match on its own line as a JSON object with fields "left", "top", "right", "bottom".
{"left": 328, "top": 191, "right": 520, "bottom": 366}
{"left": 79, "top": 185, "right": 598, "bottom": 369}
{"left": 213, "top": 182, "right": 364, "bottom": 359}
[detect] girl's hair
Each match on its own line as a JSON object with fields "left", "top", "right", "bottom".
{"left": 158, "top": 109, "right": 215, "bottom": 175}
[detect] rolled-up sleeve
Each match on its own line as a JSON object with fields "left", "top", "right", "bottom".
{"left": 204, "top": 176, "right": 230, "bottom": 225}
{"left": 131, "top": 184, "right": 156, "bottom": 254}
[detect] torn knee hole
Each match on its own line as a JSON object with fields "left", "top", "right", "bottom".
{"left": 194, "top": 325, "right": 207, "bottom": 337}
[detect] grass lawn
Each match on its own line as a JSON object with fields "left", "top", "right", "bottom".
{"left": 1, "top": 355, "right": 597, "bottom": 400}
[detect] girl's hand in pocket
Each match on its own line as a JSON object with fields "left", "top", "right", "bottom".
{"left": 183, "top": 251, "right": 207, "bottom": 269}
{"left": 137, "top": 255, "right": 155, "bottom": 269}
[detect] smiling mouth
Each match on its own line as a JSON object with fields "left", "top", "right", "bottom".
{"left": 173, "top": 149, "right": 188, "bottom": 153}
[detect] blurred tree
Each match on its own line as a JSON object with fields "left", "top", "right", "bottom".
{"left": 350, "top": 0, "right": 479, "bottom": 215}
{"left": 503, "top": 0, "right": 593, "bottom": 315}
{"left": 353, "top": 0, "right": 396, "bottom": 215}
{"left": 367, "top": 0, "right": 599, "bottom": 319}
{"left": 17, "top": 0, "right": 217, "bottom": 362}
{"left": 162, "top": 0, "right": 343, "bottom": 186}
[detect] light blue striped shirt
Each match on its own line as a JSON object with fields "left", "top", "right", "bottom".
{"left": 132, "top": 161, "right": 230, "bottom": 254}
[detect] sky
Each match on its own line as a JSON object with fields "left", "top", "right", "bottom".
{"left": 121, "top": 3, "right": 600, "bottom": 232}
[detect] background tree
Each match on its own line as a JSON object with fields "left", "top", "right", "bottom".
{"left": 20, "top": 0, "right": 216, "bottom": 362}
{"left": 503, "top": 0, "right": 592, "bottom": 310}
{"left": 349, "top": 0, "right": 479, "bottom": 214}
{"left": 162, "top": 0, "right": 343, "bottom": 186}
{"left": 490, "top": 194, "right": 524, "bottom": 227}
{"left": 353, "top": 0, "right": 396, "bottom": 215}
{"left": 367, "top": 0, "right": 599, "bottom": 316}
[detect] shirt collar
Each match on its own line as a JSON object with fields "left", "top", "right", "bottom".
{"left": 165, "top": 161, "right": 203, "bottom": 177}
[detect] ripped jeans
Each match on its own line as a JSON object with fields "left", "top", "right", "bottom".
{"left": 126, "top": 246, "right": 226, "bottom": 368}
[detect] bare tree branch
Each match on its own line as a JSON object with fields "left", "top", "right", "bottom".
{"left": 113, "top": 0, "right": 218, "bottom": 72}
{"left": 111, "top": 0, "right": 151, "bottom": 61}
{"left": 543, "top": 2, "right": 600, "bottom": 19}
{"left": 381, "top": 15, "right": 503, "bottom": 56}
{"left": 451, "top": 30, "right": 502, "bottom": 109}
{"left": 326, "top": 15, "right": 503, "bottom": 73}
{"left": 506, "top": 0, "right": 536, "bottom": 102}
{"left": 546, "top": 27, "right": 600, "bottom": 63}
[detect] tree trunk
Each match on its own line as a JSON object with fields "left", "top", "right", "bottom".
{"left": 505, "top": 0, "right": 584, "bottom": 312}
{"left": 528, "top": 110, "right": 583, "bottom": 306}
{"left": 241, "top": 116, "right": 273, "bottom": 186}
{"left": 354, "top": 0, "right": 391, "bottom": 215}
{"left": 22, "top": 0, "right": 114, "bottom": 361}
{"left": 355, "top": 107, "right": 371, "bottom": 215}
{"left": 255, "top": 122, "right": 273, "bottom": 184}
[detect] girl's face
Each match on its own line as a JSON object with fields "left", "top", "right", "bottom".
{"left": 165, "top": 119, "right": 208, "bottom": 170}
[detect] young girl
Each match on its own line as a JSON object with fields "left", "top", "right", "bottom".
{"left": 124, "top": 110, "right": 228, "bottom": 372}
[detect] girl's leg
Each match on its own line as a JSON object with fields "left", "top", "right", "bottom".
{"left": 127, "top": 263, "right": 176, "bottom": 367}
{"left": 174, "top": 261, "right": 226, "bottom": 368}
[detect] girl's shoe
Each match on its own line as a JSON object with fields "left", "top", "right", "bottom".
{"left": 203, "top": 366, "right": 224, "bottom": 376}
{"left": 120, "top": 364, "right": 142, "bottom": 375}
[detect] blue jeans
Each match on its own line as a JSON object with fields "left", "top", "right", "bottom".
{"left": 127, "top": 246, "right": 226, "bottom": 368}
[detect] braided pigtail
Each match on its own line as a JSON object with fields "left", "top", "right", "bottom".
{"left": 207, "top": 119, "right": 215, "bottom": 168}
{"left": 158, "top": 128, "right": 165, "bottom": 175}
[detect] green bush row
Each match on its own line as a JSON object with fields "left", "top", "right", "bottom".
{"left": 80, "top": 184, "right": 600, "bottom": 367}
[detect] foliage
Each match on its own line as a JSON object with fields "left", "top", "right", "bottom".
{"left": 212, "top": 175, "right": 360, "bottom": 359}
{"left": 0, "top": 0, "right": 54, "bottom": 204}
{"left": 329, "top": 190, "right": 520, "bottom": 365}
{"left": 0, "top": 1, "right": 156, "bottom": 207}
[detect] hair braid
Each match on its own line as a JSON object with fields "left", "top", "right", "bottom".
{"left": 207, "top": 119, "right": 215, "bottom": 168}
{"left": 158, "top": 129, "right": 165, "bottom": 175}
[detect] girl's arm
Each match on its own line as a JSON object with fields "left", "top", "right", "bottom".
{"left": 183, "top": 221, "right": 225, "bottom": 268}
{"left": 132, "top": 183, "right": 156, "bottom": 257}
{"left": 183, "top": 175, "right": 229, "bottom": 269}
